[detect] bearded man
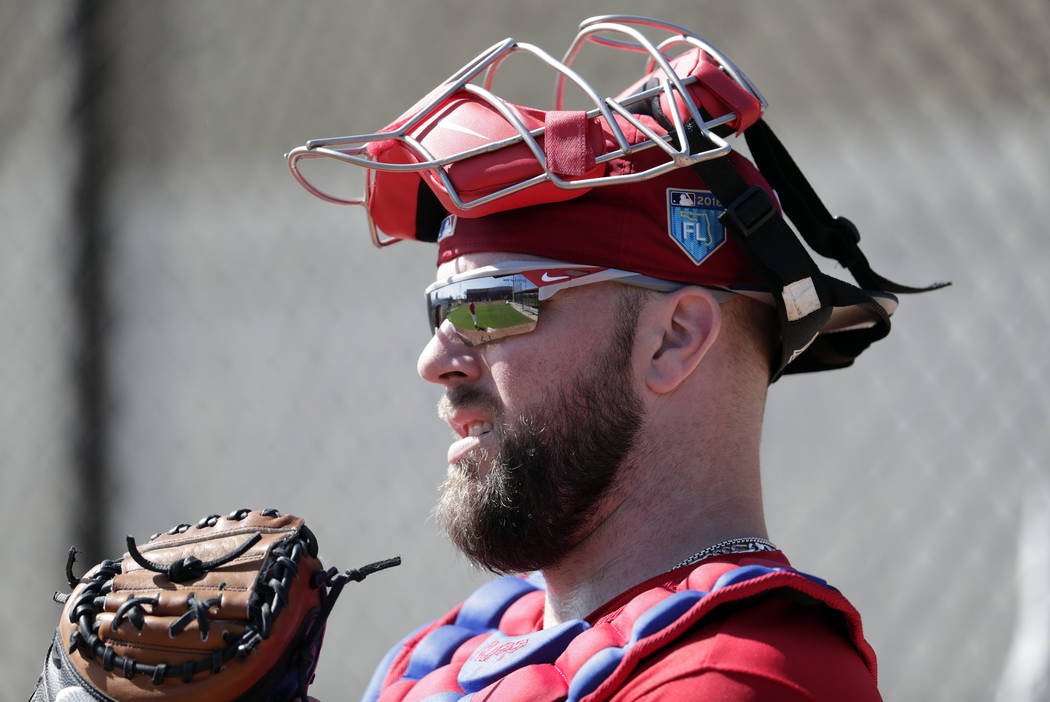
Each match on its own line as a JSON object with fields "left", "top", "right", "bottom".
{"left": 288, "top": 15, "right": 944, "bottom": 701}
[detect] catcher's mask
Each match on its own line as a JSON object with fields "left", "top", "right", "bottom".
{"left": 286, "top": 15, "right": 945, "bottom": 379}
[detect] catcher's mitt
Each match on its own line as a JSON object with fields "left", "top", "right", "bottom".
{"left": 31, "top": 508, "right": 399, "bottom": 701}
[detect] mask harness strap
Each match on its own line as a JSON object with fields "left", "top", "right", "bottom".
{"left": 683, "top": 117, "right": 835, "bottom": 379}
{"left": 664, "top": 111, "right": 946, "bottom": 379}
{"left": 742, "top": 119, "right": 949, "bottom": 297}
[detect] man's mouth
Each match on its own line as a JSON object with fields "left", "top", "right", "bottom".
{"left": 439, "top": 389, "right": 500, "bottom": 465}
{"left": 447, "top": 418, "right": 494, "bottom": 464}
{"left": 464, "top": 421, "right": 493, "bottom": 437}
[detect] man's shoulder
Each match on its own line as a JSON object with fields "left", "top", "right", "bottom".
{"left": 585, "top": 560, "right": 880, "bottom": 701}
{"left": 607, "top": 590, "right": 882, "bottom": 701}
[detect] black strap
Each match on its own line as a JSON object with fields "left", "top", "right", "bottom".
{"left": 415, "top": 179, "right": 449, "bottom": 243}
{"left": 744, "top": 120, "right": 948, "bottom": 295}
{"left": 786, "top": 277, "right": 891, "bottom": 373}
{"left": 656, "top": 100, "right": 948, "bottom": 378}
{"left": 681, "top": 119, "right": 834, "bottom": 379}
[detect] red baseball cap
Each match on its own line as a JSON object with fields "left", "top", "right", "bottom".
{"left": 436, "top": 147, "right": 772, "bottom": 292}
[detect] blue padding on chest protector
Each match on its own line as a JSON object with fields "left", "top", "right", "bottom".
{"left": 454, "top": 576, "right": 539, "bottom": 631}
{"left": 629, "top": 590, "right": 705, "bottom": 643}
{"left": 711, "top": 564, "right": 780, "bottom": 590}
{"left": 568, "top": 646, "right": 627, "bottom": 701}
{"left": 797, "top": 570, "right": 832, "bottom": 589}
{"left": 566, "top": 590, "right": 705, "bottom": 701}
{"left": 419, "top": 693, "right": 467, "bottom": 702}
{"left": 405, "top": 625, "right": 479, "bottom": 680}
{"left": 458, "top": 619, "right": 589, "bottom": 693}
{"left": 711, "top": 565, "right": 836, "bottom": 593}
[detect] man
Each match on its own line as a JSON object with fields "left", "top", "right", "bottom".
{"left": 288, "top": 15, "right": 942, "bottom": 701}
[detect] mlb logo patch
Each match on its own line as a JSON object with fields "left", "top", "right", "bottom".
{"left": 667, "top": 189, "right": 725, "bottom": 265}
{"left": 437, "top": 214, "right": 458, "bottom": 242}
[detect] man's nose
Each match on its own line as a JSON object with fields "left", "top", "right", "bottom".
{"left": 417, "top": 320, "right": 483, "bottom": 386}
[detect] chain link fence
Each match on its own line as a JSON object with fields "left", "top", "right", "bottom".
{"left": 3, "top": 1, "right": 1048, "bottom": 700}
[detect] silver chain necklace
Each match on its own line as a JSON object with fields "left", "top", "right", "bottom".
{"left": 672, "top": 536, "right": 779, "bottom": 570}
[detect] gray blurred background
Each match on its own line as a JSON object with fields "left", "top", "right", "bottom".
{"left": 3, "top": 1, "right": 1048, "bottom": 700}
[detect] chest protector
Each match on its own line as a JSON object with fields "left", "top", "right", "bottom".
{"left": 361, "top": 560, "right": 876, "bottom": 702}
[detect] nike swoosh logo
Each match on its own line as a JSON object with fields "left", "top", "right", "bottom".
{"left": 541, "top": 272, "right": 570, "bottom": 282}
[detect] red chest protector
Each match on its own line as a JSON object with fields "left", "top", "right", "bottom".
{"left": 362, "top": 557, "right": 877, "bottom": 702}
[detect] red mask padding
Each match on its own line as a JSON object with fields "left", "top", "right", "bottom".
{"left": 437, "top": 144, "right": 773, "bottom": 291}
{"left": 364, "top": 47, "right": 763, "bottom": 242}
{"left": 617, "top": 46, "right": 762, "bottom": 135}
{"left": 367, "top": 99, "right": 611, "bottom": 238}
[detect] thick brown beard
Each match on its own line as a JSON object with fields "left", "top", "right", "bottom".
{"left": 435, "top": 295, "right": 644, "bottom": 574}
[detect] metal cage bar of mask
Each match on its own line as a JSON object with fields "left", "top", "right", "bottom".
{"left": 285, "top": 16, "right": 766, "bottom": 247}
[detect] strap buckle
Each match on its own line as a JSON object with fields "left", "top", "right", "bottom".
{"left": 718, "top": 185, "right": 777, "bottom": 238}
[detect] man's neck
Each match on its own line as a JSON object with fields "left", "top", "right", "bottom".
{"left": 538, "top": 450, "right": 767, "bottom": 627}
{"left": 536, "top": 331, "right": 772, "bottom": 627}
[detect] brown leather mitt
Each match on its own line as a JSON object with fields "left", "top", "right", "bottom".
{"left": 31, "top": 508, "right": 399, "bottom": 701}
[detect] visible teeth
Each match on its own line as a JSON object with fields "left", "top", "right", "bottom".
{"left": 467, "top": 422, "right": 492, "bottom": 437}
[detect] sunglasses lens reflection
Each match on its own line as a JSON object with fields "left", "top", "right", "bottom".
{"left": 428, "top": 275, "right": 540, "bottom": 343}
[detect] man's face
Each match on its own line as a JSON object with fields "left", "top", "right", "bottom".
{"left": 417, "top": 253, "right": 646, "bottom": 573}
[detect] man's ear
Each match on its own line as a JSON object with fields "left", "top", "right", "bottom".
{"left": 644, "top": 287, "right": 722, "bottom": 394}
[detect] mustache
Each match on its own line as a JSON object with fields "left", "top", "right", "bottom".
{"left": 438, "top": 385, "right": 501, "bottom": 423}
